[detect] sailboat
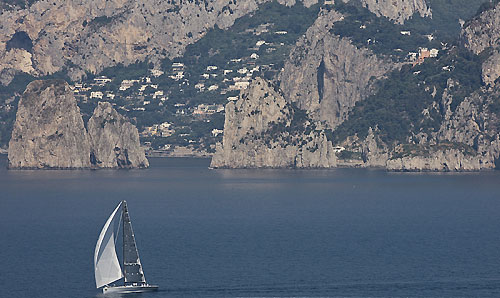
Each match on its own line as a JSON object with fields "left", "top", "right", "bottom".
{"left": 94, "top": 200, "right": 158, "bottom": 293}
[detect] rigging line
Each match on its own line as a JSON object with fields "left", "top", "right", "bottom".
{"left": 115, "top": 208, "right": 123, "bottom": 247}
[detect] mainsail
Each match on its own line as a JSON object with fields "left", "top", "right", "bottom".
{"left": 94, "top": 202, "right": 124, "bottom": 288}
{"left": 122, "top": 201, "right": 147, "bottom": 285}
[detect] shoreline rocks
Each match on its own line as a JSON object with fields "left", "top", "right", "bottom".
{"left": 8, "top": 80, "right": 148, "bottom": 169}
{"left": 210, "top": 78, "right": 337, "bottom": 169}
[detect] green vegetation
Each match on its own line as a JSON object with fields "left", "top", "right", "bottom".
{"left": 334, "top": 44, "right": 484, "bottom": 145}
{"left": 331, "top": 2, "right": 435, "bottom": 60}
{"left": 337, "top": 150, "right": 362, "bottom": 160}
{"left": 407, "top": 0, "right": 488, "bottom": 40}
{"left": 390, "top": 142, "right": 476, "bottom": 159}
{"left": 6, "top": 31, "right": 33, "bottom": 52}
{"left": 0, "top": 0, "right": 38, "bottom": 9}
{"left": 331, "top": 0, "right": 488, "bottom": 60}
{"left": 182, "top": 1, "right": 320, "bottom": 78}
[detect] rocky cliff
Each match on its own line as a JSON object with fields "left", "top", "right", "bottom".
{"left": 461, "top": 3, "right": 500, "bottom": 54}
{"left": 348, "top": 0, "right": 431, "bottom": 24}
{"left": 210, "top": 77, "right": 337, "bottom": 168}
{"left": 0, "top": 0, "right": 432, "bottom": 85}
{"left": 279, "top": 8, "right": 395, "bottom": 129}
{"left": 0, "top": 0, "right": 322, "bottom": 85}
{"left": 88, "top": 102, "right": 149, "bottom": 168}
{"left": 8, "top": 79, "right": 148, "bottom": 169}
{"left": 8, "top": 80, "right": 91, "bottom": 169}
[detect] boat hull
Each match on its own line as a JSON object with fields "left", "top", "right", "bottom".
{"left": 103, "top": 284, "right": 159, "bottom": 294}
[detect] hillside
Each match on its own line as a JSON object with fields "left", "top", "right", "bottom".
{"left": 212, "top": 0, "right": 500, "bottom": 170}
{"left": 1, "top": 0, "right": 498, "bottom": 171}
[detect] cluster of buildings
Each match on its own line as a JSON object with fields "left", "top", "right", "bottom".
{"left": 65, "top": 23, "right": 296, "bottom": 148}
{"left": 140, "top": 122, "right": 175, "bottom": 137}
{"left": 409, "top": 47, "right": 439, "bottom": 66}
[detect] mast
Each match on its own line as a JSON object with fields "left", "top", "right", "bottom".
{"left": 122, "top": 200, "right": 125, "bottom": 286}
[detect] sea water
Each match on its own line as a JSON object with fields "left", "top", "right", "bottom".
{"left": 1, "top": 155, "right": 500, "bottom": 298}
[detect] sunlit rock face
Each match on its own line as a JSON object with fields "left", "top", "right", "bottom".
{"left": 87, "top": 102, "right": 149, "bottom": 169}
{"left": 211, "top": 77, "right": 337, "bottom": 168}
{"left": 8, "top": 80, "right": 91, "bottom": 169}
{"left": 8, "top": 80, "right": 148, "bottom": 169}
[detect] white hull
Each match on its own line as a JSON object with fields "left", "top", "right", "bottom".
{"left": 103, "top": 284, "right": 159, "bottom": 294}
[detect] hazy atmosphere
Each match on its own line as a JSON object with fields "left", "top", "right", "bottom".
{"left": 2, "top": 0, "right": 500, "bottom": 297}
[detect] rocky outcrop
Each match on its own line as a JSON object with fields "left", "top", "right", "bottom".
{"left": 386, "top": 149, "right": 490, "bottom": 172}
{"left": 8, "top": 80, "right": 91, "bottom": 169}
{"left": 88, "top": 102, "right": 149, "bottom": 168}
{"left": 277, "top": 0, "right": 318, "bottom": 7}
{"left": 279, "top": 8, "right": 394, "bottom": 129}
{"left": 352, "top": 0, "right": 431, "bottom": 24}
{"left": 361, "top": 127, "right": 389, "bottom": 167}
{"left": 0, "top": 0, "right": 323, "bottom": 84}
{"left": 210, "top": 77, "right": 337, "bottom": 168}
{"left": 482, "top": 51, "right": 500, "bottom": 85}
{"left": 8, "top": 79, "right": 148, "bottom": 169}
{"left": 461, "top": 2, "right": 500, "bottom": 54}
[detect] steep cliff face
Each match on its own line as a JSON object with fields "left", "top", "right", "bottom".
{"left": 8, "top": 80, "right": 148, "bottom": 169}
{"left": 461, "top": 2, "right": 500, "bottom": 54}
{"left": 279, "top": 8, "right": 394, "bottom": 129}
{"left": 0, "top": 0, "right": 321, "bottom": 84}
{"left": 482, "top": 50, "right": 500, "bottom": 85}
{"left": 87, "top": 102, "right": 149, "bottom": 168}
{"left": 353, "top": 0, "right": 431, "bottom": 24}
{"left": 211, "top": 77, "right": 337, "bottom": 168}
{"left": 386, "top": 149, "right": 490, "bottom": 172}
{"left": 8, "top": 80, "right": 91, "bottom": 169}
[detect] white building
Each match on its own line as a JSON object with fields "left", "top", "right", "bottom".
{"left": 195, "top": 83, "right": 205, "bottom": 91}
{"left": 94, "top": 76, "right": 111, "bottom": 85}
{"left": 119, "top": 80, "right": 139, "bottom": 91}
{"left": 256, "top": 40, "right": 266, "bottom": 47}
{"left": 90, "top": 91, "right": 103, "bottom": 99}
{"left": 150, "top": 69, "right": 164, "bottom": 77}
{"left": 211, "top": 129, "right": 224, "bottom": 137}
{"left": 237, "top": 67, "right": 248, "bottom": 74}
{"left": 153, "top": 90, "right": 164, "bottom": 99}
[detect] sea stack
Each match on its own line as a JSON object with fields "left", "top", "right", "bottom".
{"left": 210, "top": 77, "right": 337, "bottom": 168}
{"left": 87, "top": 102, "right": 149, "bottom": 169}
{"left": 8, "top": 80, "right": 148, "bottom": 169}
{"left": 8, "top": 80, "right": 91, "bottom": 169}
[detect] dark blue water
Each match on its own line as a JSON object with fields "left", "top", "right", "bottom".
{"left": 1, "top": 155, "right": 500, "bottom": 298}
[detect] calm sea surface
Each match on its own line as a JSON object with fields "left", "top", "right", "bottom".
{"left": 1, "top": 155, "right": 500, "bottom": 298}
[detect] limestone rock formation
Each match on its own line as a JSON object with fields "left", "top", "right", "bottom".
{"left": 354, "top": 0, "right": 431, "bottom": 24}
{"left": 0, "top": 0, "right": 322, "bottom": 84}
{"left": 87, "top": 102, "right": 149, "bottom": 168}
{"left": 386, "top": 149, "right": 489, "bottom": 172}
{"left": 279, "top": 8, "right": 394, "bottom": 129}
{"left": 210, "top": 78, "right": 337, "bottom": 168}
{"left": 8, "top": 80, "right": 91, "bottom": 169}
{"left": 360, "top": 127, "right": 389, "bottom": 167}
{"left": 8, "top": 80, "right": 148, "bottom": 169}
{"left": 461, "top": 2, "right": 500, "bottom": 54}
{"left": 482, "top": 51, "right": 500, "bottom": 86}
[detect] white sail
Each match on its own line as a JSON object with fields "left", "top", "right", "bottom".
{"left": 94, "top": 202, "right": 124, "bottom": 288}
